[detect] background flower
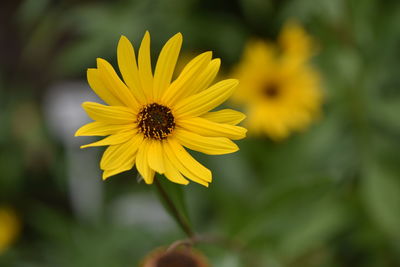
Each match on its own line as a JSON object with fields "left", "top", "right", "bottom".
{"left": 232, "top": 22, "right": 322, "bottom": 140}
{"left": 0, "top": 207, "right": 20, "bottom": 254}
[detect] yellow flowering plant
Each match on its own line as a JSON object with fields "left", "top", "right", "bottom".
{"left": 76, "top": 32, "right": 246, "bottom": 187}
{"left": 232, "top": 21, "right": 322, "bottom": 140}
{"left": 75, "top": 32, "right": 246, "bottom": 239}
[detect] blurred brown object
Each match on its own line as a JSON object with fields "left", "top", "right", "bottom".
{"left": 141, "top": 247, "right": 209, "bottom": 267}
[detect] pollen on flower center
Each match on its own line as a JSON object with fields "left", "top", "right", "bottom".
{"left": 137, "top": 103, "right": 175, "bottom": 140}
{"left": 263, "top": 82, "right": 280, "bottom": 98}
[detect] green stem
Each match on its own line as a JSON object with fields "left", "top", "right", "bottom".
{"left": 154, "top": 178, "right": 195, "bottom": 238}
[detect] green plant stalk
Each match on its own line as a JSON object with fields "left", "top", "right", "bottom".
{"left": 154, "top": 178, "right": 195, "bottom": 238}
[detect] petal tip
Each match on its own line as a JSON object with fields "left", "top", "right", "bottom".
{"left": 74, "top": 129, "right": 81, "bottom": 137}
{"left": 96, "top": 58, "right": 107, "bottom": 68}
{"left": 143, "top": 179, "right": 153, "bottom": 185}
{"left": 81, "top": 101, "right": 92, "bottom": 109}
{"left": 79, "top": 144, "right": 91, "bottom": 149}
{"left": 212, "top": 58, "right": 221, "bottom": 65}
{"left": 174, "top": 32, "right": 183, "bottom": 40}
{"left": 102, "top": 172, "right": 112, "bottom": 180}
{"left": 119, "top": 35, "right": 132, "bottom": 46}
{"left": 230, "top": 79, "right": 239, "bottom": 86}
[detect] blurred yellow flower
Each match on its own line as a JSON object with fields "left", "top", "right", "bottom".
{"left": 76, "top": 32, "right": 246, "bottom": 187}
{"left": 232, "top": 22, "right": 322, "bottom": 140}
{"left": 278, "top": 21, "right": 315, "bottom": 64}
{"left": 0, "top": 207, "right": 20, "bottom": 254}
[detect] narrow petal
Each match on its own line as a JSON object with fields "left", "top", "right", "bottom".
{"left": 82, "top": 102, "right": 136, "bottom": 124}
{"left": 102, "top": 159, "right": 135, "bottom": 180}
{"left": 161, "top": 52, "right": 212, "bottom": 105}
{"left": 87, "top": 68, "right": 122, "bottom": 106}
{"left": 75, "top": 122, "right": 133, "bottom": 136}
{"left": 200, "top": 109, "right": 246, "bottom": 125}
{"left": 167, "top": 138, "right": 212, "bottom": 182}
{"left": 190, "top": 58, "right": 221, "bottom": 95}
{"left": 174, "top": 128, "right": 238, "bottom": 155}
{"left": 80, "top": 130, "right": 136, "bottom": 148}
{"left": 153, "top": 33, "right": 182, "bottom": 100}
{"left": 136, "top": 140, "right": 155, "bottom": 184}
{"left": 117, "top": 35, "right": 147, "bottom": 103}
{"left": 163, "top": 156, "right": 189, "bottom": 185}
{"left": 96, "top": 58, "right": 139, "bottom": 109}
{"left": 174, "top": 79, "right": 239, "bottom": 118}
{"left": 147, "top": 140, "right": 165, "bottom": 174}
{"left": 178, "top": 52, "right": 212, "bottom": 82}
{"left": 163, "top": 138, "right": 210, "bottom": 186}
{"left": 179, "top": 117, "right": 247, "bottom": 140}
{"left": 100, "top": 134, "right": 143, "bottom": 170}
{"left": 138, "top": 31, "right": 154, "bottom": 101}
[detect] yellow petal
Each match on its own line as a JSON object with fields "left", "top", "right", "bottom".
{"left": 153, "top": 33, "right": 182, "bottom": 100}
{"left": 102, "top": 159, "right": 135, "bottom": 180}
{"left": 174, "top": 79, "right": 238, "bottom": 118}
{"left": 179, "top": 117, "right": 247, "bottom": 140}
{"left": 138, "top": 31, "right": 154, "bottom": 101}
{"left": 174, "top": 128, "right": 238, "bottom": 155}
{"left": 87, "top": 68, "right": 122, "bottom": 106}
{"left": 100, "top": 134, "right": 143, "bottom": 170}
{"left": 163, "top": 138, "right": 210, "bottom": 186}
{"left": 80, "top": 130, "right": 136, "bottom": 148}
{"left": 0, "top": 208, "right": 19, "bottom": 250}
{"left": 200, "top": 109, "right": 246, "bottom": 125}
{"left": 162, "top": 52, "right": 212, "bottom": 105}
{"left": 167, "top": 138, "right": 212, "bottom": 182}
{"left": 163, "top": 156, "right": 189, "bottom": 185}
{"left": 96, "top": 58, "right": 139, "bottom": 109}
{"left": 75, "top": 122, "right": 133, "bottom": 136}
{"left": 82, "top": 102, "right": 136, "bottom": 124}
{"left": 135, "top": 140, "right": 155, "bottom": 184}
{"left": 190, "top": 58, "right": 220, "bottom": 95}
{"left": 117, "top": 35, "right": 147, "bottom": 103}
{"left": 147, "top": 140, "right": 165, "bottom": 174}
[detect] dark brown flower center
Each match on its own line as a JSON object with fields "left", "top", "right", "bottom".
{"left": 263, "top": 82, "right": 280, "bottom": 98}
{"left": 137, "top": 103, "right": 175, "bottom": 140}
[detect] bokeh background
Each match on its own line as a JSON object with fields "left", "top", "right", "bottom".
{"left": 1, "top": 0, "right": 400, "bottom": 266}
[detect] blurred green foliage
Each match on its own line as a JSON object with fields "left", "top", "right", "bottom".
{"left": 1, "top": 0, "right": 400, "bottom": 266}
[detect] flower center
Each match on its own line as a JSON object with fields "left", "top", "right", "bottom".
{"left": 263, "top": 82, "right": 280, "bottom": 99}
{"left": 137, "top": 103, "right": 175, "bottom": 140}
{"left": 154, "top": 251, "right": 202, "bottom": 267}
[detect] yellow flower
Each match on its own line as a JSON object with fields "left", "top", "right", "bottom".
{"left": 76, "top": 32, "right": 246, "bottom": 187}
{"left": 232, "top": 22, "right": 322, "bottom": 140}
{"left": 278, "top": 21, "right": 315, "bottom": 63}
{"left": 0, "top": 207, "right": 20, "bottom": 254}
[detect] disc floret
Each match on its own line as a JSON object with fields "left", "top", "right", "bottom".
{"left": 137, "top": 103, "right": 175, "bottom": 140}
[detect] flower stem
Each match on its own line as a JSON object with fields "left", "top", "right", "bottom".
{"left": 154, "top": 178, "right": 195, "bottom": 238}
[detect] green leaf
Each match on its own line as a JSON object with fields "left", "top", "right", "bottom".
{"left": 277, "top": 197, "right": 346, "bottom": 259}
{"left": 362, "top": 163, "right": 400, "bottom": 238}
